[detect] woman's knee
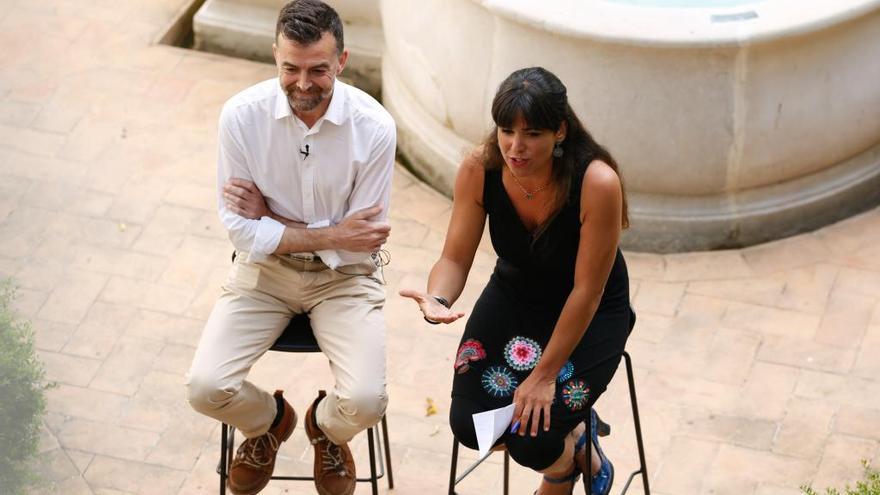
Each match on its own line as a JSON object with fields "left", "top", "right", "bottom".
{"left": 448, "top": 401, "right": 479, "bottom": 450}
{"left": 506, "top": 433, "right": 565, "bottom": 471}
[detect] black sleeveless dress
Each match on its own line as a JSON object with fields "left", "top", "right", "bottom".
{"left": 449, "top": 164, "right": 633, "bottom": 464}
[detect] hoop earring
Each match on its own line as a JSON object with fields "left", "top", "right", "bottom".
{"left": 552, "top": 141, "right": 564, "bottom": 158}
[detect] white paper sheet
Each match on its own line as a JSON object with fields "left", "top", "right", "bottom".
{"left": 472, "top": 403, "right": 516, "bottom": 457}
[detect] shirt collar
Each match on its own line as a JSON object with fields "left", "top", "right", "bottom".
{"left": 322, "top": 79, "right": 346, "bottom": 126}
{"left": 273, "top": 79, "right": 347, "bottom": 126}
{"left": 273, "top": 81, "right": 292, "bottom": 120}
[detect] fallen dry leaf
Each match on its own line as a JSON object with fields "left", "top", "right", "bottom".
{"left": 425, "top": 397, "right": 438, "bottom": 417}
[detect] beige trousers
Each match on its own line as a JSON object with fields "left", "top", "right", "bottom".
{"left": 185, "top": 252, "right": 387, "bottom": 444}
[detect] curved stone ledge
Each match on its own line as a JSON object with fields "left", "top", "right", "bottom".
{"left": 382, "top": 57, "right": 467, "bottom": 197}
{"left": 483, "top": 0, "right": 880, "bottom": 48}
{"left": 623, "top": 141, "right": 880, "bottom": 251}
{"left": 387, "top": 49, "right": 880, "bottom": 252}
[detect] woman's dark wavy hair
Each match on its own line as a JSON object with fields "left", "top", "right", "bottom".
{"left": 481, "top": 67, "right": 629, "bottom": 228}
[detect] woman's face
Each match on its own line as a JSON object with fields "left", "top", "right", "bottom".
{"left": 497, "top": 115, "right": 562, "bottom": 176}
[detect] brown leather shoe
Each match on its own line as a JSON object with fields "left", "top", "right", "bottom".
{"left": 304, "top": 390, "right": 356, "bottom": 495}
{"left": 228, "top": 390, "right": 296, "bottom": 495}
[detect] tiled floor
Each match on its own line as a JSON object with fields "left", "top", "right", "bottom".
{"left": 1, "top": 0, "right": 878, "bottom": 493}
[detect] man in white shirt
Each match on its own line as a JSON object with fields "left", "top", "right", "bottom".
{"left": 185, "top": 2, "right": 395, "bottom": 494}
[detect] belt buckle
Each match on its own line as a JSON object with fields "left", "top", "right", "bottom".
{"left": 289, "top": 252, "right": 317, "bottom": 262}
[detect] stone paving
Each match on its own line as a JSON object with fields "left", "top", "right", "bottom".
{"left": 1, "top": 0, "right": 879, "bottom": 494}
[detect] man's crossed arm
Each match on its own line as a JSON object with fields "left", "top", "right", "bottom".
{"left": 223, "top": 178, "right": 390, "bottom": 255}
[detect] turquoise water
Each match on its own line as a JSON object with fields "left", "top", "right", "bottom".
{"left": 607, "top": 0, "right": 763, "bottom": 7}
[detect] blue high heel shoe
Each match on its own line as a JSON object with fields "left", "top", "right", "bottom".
{"left": 534, "top": 421, "right": 594, "bottom": 495}
{"left": 589, "top": 408, "right": 614, "bottom": 495}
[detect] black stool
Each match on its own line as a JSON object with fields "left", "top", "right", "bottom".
{"left": 217, "top": 313, "right": 394, "bottom": 494}
{"left": 447, "top": 350, "right": 649, "bottom": 495}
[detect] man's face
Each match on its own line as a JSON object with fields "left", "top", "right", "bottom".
{"left": 273, "top": 31, "right": 348, "bottom": 115}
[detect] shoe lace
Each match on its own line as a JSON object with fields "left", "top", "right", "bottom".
{"left": 321, "top": 441, "right": 350, "bottom": 477}
{"left": 235, "top": 432, "right": 280, "bottom": 468}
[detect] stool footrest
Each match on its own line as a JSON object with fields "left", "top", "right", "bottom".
{"left": 218, "top": 420, "right": 392, "bottom": 495}
{"left": 453, "top": 450, "right": 495, "bottom": 486}
{"left": 268, "top": 473, "right": 386, "bottom": 482}
{"left": 619, "top": 469, "right": 645, "bottom": 494}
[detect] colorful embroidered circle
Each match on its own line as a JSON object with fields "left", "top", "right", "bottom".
{"left": 562, "top": 379, "right": 590, "bottom": 411}
{"left": 557, "top": 361, "right": 575, "bottom": 383}
{"left": 454, "top": 339, "right": 487, "bottom": 374}
{"left": 504, "top": 336, "right": 542, "bottom": 371}
{"left": 481, "top": 366, "right": 519, "bottom": 398}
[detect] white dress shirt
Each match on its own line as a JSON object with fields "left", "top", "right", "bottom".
{"left": 216, "top": 78, "right": 396, "bottom": 268}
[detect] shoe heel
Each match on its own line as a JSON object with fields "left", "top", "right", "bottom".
{"left": 593, "top": 411, "right": 611, "bottom": 437}
{"left": 283, "top": 411, "right": 297, "bottom": 442}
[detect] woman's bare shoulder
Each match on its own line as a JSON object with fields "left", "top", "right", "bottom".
{"left": 454, "top": 147, "right": 487, "bottom": 205}
{"left": 581, "top": 159, "right": 620, "bottom": 194}
{"left": 579, "top": 158, "right": 623, "bottom": 224}
{"left": 460, "top": 147, "right": 486, "bottom": 173}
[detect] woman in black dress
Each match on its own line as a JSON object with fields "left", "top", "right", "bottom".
{"left": 401, "top": 67, "right": 632, "bottom": 495}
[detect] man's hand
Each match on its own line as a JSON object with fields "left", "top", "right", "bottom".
{"left": 332, "top": 206, "right": 390, "bottom": 252}
{"left": 224, "top": 178, "right": 269, "bottom": 220}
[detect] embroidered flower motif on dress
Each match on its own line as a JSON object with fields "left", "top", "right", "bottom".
{"left": 561, "top": 379, "right": 590, "bottom": 411}
{"left": 503, "top": 336, "right": 542, "bottom": 371}
{"left": 481, "top": 366, "right": 519, "bottom": 398}
{"left": 557, "top": 361, "right": 574, "bottom": 383}
{"left": 454, "top": 339, "right": 487, "bottom": 374}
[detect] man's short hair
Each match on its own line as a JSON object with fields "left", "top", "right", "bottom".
{"left": 276, "top": 0, "right": 344, "bottom": 54}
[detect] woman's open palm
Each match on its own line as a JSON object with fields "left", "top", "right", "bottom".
{"left": 399, "top": 289, "right": 465, "bottom": 324}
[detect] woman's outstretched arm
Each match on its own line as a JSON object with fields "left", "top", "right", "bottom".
{"left": 399, "top": 152, "right": 487, "bottom": 324}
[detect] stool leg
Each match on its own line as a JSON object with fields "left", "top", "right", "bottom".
{"left": 367, "top": 427, "right": 379, "bottom": 495}
{"left": 624, "top": 351, "right": 651, "bottom": 495}
{"left": 381, "top": 416, "right": 394, "bottom": 488}
{"left": 220, "top": 423, "right": 228, "bottom": 495}
{"left": 586, "top": 418, "right": 593, "bottom": 495}
{"left": 503, "top": 450, "right": 510, "bottom": 495}
{"left": 228, "top": 427, "right": 236, "bottom": 473}
{"left": 448, "top": 439, "right": 459, "bottom": 495}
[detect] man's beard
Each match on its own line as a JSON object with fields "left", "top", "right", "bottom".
{"left": 285, "top": 85, "right": 331, "bottom": 113}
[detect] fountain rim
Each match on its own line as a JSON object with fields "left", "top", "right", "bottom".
{"left": 478, "top": 0, "right": 880, "bottom": 48}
